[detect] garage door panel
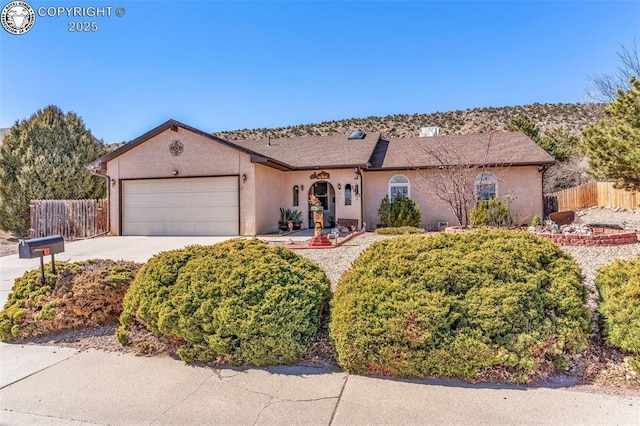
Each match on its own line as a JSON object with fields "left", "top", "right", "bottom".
{"left": 125, "top": 193, "right": 237, "bottom": 209}
{"left": 125, "top": 206, "right": 238, "bottom": 222}
{"left": 122, "top": 177, "right": 239, "bottom": 236}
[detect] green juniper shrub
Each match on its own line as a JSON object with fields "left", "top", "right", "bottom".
{"left": 117, "top": 239, "right": 331, "bottom": 366}
{"left": 0, "top": 260, "right": 139, "bottom": 341}
{"left": 378, "top": 195, "right": 391, "bottom": 226}
{"left": 330, "top": 229, "right": 589, "bottom": 383}
{"left": 375, "top": 226, "right": 425, "bottom": 235}
{"left": 378, "top": 195, "right": 421, "bottom": 227}
{"left": 596, "top": 256, "right": 640, "bottom": 356}
{"left": 469, "top": 197, "right": 512, "bottom": 227}
{"left": 531, "top": 215, "right": 542, "bottom": 227}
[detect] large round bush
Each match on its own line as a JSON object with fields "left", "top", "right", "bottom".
{"left": 117, "top": 239, "right": 331, "bottom": 366}
{"left": 330, "top": 229, "right": 590, "bottom": 382}
{"left": 596, "top": 255, "right": 640, "bottom": 355}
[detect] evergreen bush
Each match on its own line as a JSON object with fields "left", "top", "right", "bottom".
{"left": 0, "top": 106, "right": 106, "bottom": 235}
{"left": 469, "top": 197, "right": 512, "bottom": 227}
{"left": 531, "top": 215, "right": 542, "bottom": 227}
{"left": 596, "top": 256, "right": 640, "bottom": 355}
{"left": 330, "top": 230, "right": 589, "bottom": 383}
{"left": 0, "top": 260, "right": 139, "bottom": 341}
{"left": 117, "top": 239, "right": 330, "bottom": 366}
{"left": 378, "top": 195, "right": 421, "bottom": 227}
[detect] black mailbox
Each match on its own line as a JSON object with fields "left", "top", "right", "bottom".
{"left": 18, "top": 235, "right": 65, "bottom": 282}
{"left": 19, "top": 236, "right": 65, "bottom": 259}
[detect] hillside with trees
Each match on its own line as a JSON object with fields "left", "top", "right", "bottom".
{"left": 215, "top": 102, "right": 603, "bottom": 141}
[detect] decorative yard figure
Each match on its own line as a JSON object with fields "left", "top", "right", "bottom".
{"left": 308, "top": 195, "right": 331, "bottom": 247}
{"left": 314, "top": 213, "right": 323, "bottom": 237}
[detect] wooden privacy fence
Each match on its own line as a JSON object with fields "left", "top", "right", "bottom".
{"left": 596, "top": 182, "right": 640, "bottom": 209}
{"left": 30, "top": 199, "right": 108, "bottom": 240}
{"left": 545, "top": 182, "right": 640, "bottom": 213}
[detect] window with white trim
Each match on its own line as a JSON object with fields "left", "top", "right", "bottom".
{"left": 389, "top": 174, "right": 410, "bottom": 201}
{"left": 475, "top": 172, "right": 498, "bottom": 201}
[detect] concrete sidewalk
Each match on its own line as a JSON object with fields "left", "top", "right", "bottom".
{"left": 1, "top": 348, "right": 639, "bottom": 425}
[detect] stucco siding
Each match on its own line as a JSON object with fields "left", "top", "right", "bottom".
{"left": 106, "top": 127, "right": 255, "bottom": 235}
{"left": 254, "top": 164, "right": 286, "bottom": 234}
{"left": 363, "top": 166, "right": 544, "bottom": 229}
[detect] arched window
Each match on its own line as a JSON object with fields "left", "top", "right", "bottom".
{"left": 475, "top": 172, "right": 498, "bottom": 201}
{"left": 345, "top": 184, "right": 352, "bottom": 206}
{"left": 389, "top": 174, "right": 410, "bottom": 201}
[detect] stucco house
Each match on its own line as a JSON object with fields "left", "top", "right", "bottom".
{"left": 88, "top": 119, "right": 555, "bottom": 236}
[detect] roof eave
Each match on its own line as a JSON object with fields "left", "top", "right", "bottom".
{"left": 368, "top": 160, "right": 556, "bottom": 171}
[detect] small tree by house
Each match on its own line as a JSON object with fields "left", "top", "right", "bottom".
{"left": 0, "top": 106, "right": 107, "bottom": 235}
{"left": 414, "top": 132, "right": 507, "bottom": 227}
{"left": 378, "top": 195, "right": 421, "bottom": 227}
{"left": 581, "top": 77, "right": 640, "bottom": 192}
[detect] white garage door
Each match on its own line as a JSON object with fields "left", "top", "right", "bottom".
{"left": 122, "top": 177, "right": 239, "bottom": 236}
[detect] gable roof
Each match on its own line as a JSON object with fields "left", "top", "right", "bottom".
{"left": 373, "top": 132, "right": 555, "bottom": 170}
{"left": 89, "top": 119, "right": 293, "bottom": 172}
{"left": 91, "top": 120, "right": 555, "bottom": 173}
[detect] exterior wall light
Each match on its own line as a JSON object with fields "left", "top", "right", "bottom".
{"left": 242, "top": 173, "right": 248, "bottom": 183}
{"left": 171, "top": 170, "right": 178, "bottom": 176}
{"left": 337, "top": 183, "right": 341, "bottom": 190}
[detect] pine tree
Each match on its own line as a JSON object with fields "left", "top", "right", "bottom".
{"left": 581, "top": 77, "right": 640, "bottom": 192}
{"left": 0, "top": 106, "right": 107, "bottom": 235}
{"left": 506, "top": 114, "right": 540, "bottom": 142}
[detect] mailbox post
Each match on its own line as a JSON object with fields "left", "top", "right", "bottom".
{"left": 18, "top": 236, "right": 65, "bottom": 283}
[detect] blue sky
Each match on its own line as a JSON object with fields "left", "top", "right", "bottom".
{"left": 1, "top": 1, "right": 638, "bottom": 143}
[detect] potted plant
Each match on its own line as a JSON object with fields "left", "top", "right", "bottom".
{"left": 291, "top": 210, "right": 303, "bottom": 230}
{"left": 279, "top": 208, "right": 290, "bottom": 231}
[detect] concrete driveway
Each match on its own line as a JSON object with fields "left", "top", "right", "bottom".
{"left": 0, "top": 236, "right": 239, "bottom": 307}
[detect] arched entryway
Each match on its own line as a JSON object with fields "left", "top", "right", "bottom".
{"left": 308, "top": 181, "right": 336, "bottom": 229}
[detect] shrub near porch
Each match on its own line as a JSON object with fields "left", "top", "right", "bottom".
{"left": 117, "top": 239, "right": 331, "bottom": 366}
{"left": 330, "top": 230, "right": 590, "bottom": 383}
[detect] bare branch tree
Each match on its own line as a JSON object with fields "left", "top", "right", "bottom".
{"left": 542, "top": 156, "right": 592, "bottom": 193}
{"left": 586, "top": 41, "right": 640, "bottom": 102}
{"left": 413, "top": 132, "right": 509, "bottom": 227}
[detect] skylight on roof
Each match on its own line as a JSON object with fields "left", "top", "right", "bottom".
{"left": 348, "top": 130, "right": 366, "bottom": 140}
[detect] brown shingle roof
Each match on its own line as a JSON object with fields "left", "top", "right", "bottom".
{"left": 92, "top": 120, "right": 554, "bottom": 172}
{"left": 374, "top": 132, "right": 555, "bottom": 169}
{"left": 232, "top": 132, "right": 380, "bottom": 169}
